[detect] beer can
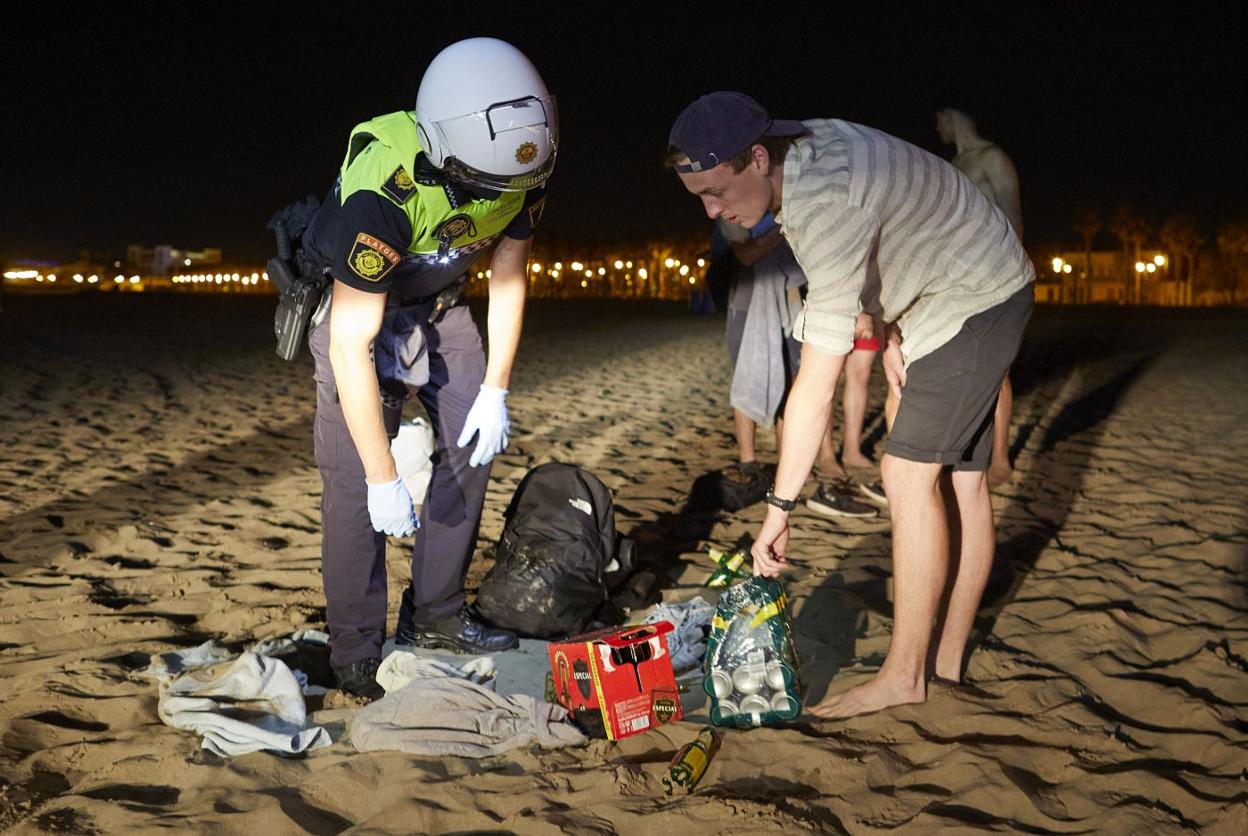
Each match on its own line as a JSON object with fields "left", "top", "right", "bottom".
{"left": 739, "top": 694, "right": 771, "bottom": 716}
{"left": 770, "top": 692, "right": 800, "bottom": 717}
{"left": 712, "top": 699, "right": 738, "bottom": 723}
{"left": 765, "top": 661, "right": 787, "bottom": 691}
{"left": 708, "top": 670, "right": 733, "bottom": 700}
{"left": 731, "top": 666, "right": 764, "bottom": 695}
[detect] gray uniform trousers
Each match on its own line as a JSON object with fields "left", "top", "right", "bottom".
{"left": 309, "top": 302, "right": 491, "bottom": 669}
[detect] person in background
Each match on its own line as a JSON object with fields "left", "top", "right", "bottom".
{"left": 721, "top": 212, "right": 878, "bottom": 518}
{"left": 934, "top": 105, "right": 1024, "bottom": 488}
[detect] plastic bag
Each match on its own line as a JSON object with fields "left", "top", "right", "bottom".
{"left": 703, "top": 577, "right": 803, "bottom": 727}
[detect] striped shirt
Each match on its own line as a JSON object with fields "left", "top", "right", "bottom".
{"left": 781, "top": 120, "right": 1034, "bottom": 364}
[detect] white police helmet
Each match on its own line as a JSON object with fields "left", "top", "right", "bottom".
{"left": 415, "top": 37, "right": 557, "bottom": 192}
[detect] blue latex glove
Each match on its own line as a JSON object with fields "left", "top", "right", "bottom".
{"left": 456, "top": 384, "right": 510, "bottom": 467}
{"left": 749, "top": 211, "right": 777, "bottom": 238}
{"left": 366, "top": 476, "right": 419, "bottom": 537}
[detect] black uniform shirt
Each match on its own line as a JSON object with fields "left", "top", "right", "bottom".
{"left": 304, "top": 184, "right": 546, "bottom": 299}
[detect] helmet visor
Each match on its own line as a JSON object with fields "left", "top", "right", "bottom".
{"left": 433, "top": 95, "right": 558, "bottom": 192}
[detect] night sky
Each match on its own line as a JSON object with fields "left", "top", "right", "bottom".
{"left": 3, "top": 2, "right": 1241, "bottom": 263}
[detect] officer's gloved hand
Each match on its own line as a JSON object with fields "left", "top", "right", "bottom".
{"left": 366, "top": 477, "right": 420, "bottom": 537}
{"left": 456, "top": 385, "right": 510, "bottom": 467}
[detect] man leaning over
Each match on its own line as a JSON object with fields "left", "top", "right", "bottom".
{"left": 667, "top": 92, "right": 1034, "bottom": 718}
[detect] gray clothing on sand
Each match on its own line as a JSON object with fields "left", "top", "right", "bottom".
{"left": 351, "top": 657, "right": 585, "bottom": 758}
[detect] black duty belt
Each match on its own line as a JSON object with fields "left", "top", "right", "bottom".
{"left": 387, "top": 274, "right": 470, "bottom": 322}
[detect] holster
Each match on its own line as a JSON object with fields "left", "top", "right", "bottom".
{"left": 266, "top": 196, "right": 327, "bottom": 361}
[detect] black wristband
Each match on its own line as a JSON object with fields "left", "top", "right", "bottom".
{"left": 764, "top": 488, "right": 797, "bottom": 512}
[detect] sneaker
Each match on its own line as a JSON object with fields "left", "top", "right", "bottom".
{"left": 332, "top": 656, "right": 384, "bottom": 701}
{"left": 857, "top": 479, "right": 888, "bottom": 506}
{"left": 400, "top": 602, "right": 519, "bottom": 654}
{"left": 806, "top": 482, "right": 879, "bottom": 518}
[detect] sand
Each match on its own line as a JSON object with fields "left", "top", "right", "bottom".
{"left": 1, "top": 296, "right": 1245, "bottom": 834}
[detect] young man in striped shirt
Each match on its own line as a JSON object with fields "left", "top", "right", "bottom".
{"left": 667, "top": 92, "right": 1034, "bottom": 718}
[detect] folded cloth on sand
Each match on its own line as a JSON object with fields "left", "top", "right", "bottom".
{"left": 158, "top": 652, "right": 331, "bottom": 758}
{"left": 638, "top": 598, "right": 714, "bottom": 672}
{"left": 351, "top": 657, "right": 586, "bottom": 758}
{"left": 376, "top": 650, "right": 497, "bottom": 694}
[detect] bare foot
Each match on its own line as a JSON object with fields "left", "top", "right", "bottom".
{"left": 986, "top": 459, "right": 1013, "bottom": 488}
{"left": 816, "top": 462, "right": 849, "bottom": 482}
{"left": 808, "top": 675, "right": 925, "bottom": 719}
{"left": 842, "top": 452, "right": 875, "bottom": 470}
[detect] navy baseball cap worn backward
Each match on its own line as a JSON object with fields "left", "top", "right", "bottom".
{"left": 669, "top": 92, "right": 806, "bottom": 173}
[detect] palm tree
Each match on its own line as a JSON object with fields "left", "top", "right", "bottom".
{"left": 1158, "top": 214, "right": 1203, "bottom": 306}
{"left": 1215, "top": 220, "right": 1248, "bottom": 304}
{"left": 1072, "top": 208, "right": 1101, "bottom": 304}
{"left": 1108, "top": 204, "right": 1147, "bottom": 304}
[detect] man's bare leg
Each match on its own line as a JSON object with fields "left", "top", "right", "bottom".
{"left": 810, "top": 455, "right": 946, "bottom": 718}
{"left": 841, "top": 349, "right": 877, "bottom": 469}
{"left": 929, "top": 468, "right": 995, "bottom": 682}
{"left": 733, "top": 408, "right": 757, "bottom": 464}
{"left": 987, "top": 374, "right": 1013, "bottom": 487}
{"left": 884, "top": 386, "right": 899, "bottom": 434}
{"left": 814, "top": 412, "right": 846, "bottom": 480}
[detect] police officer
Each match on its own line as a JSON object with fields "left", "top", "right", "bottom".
{"left": 300, "top": 38, "right": 557, "bottom": 700}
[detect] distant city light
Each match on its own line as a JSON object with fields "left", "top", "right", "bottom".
{"left": 531, "top": 263, "right": 542, "bottom": 273}
{"left": 613, "top": 260, "right": 623, "bottom": 269}
{"left": 1051, "top": 257, "right": 1064, "bottom": 273}
{"left": 597, "top": 267, "right": 606, "bottom": 276}
{"left": 679, "top": 265, "right": 690, "bottom": 276}
{"left": 1063, "top": 264, "right": 1072, "bottom": 274}
{"left": 664, "top": 258, "right": 674, "bottom": 268}
{"left": 1135, "top": 261, "right": 1146, "bottom": 273}
{"left": 638, "top": 268, "right": 648, "bottom": 279}
{"left": 580, "top": 279, "right": 588, "bottom": 288}
{"left": 1154, "top": 255, "right": 1166, "bottom": 266}
{"left": 697, "top": 258, "right": 706, "bottom": 267}
{"left": 1146, "top": 263, "right": 1156, "bottom": 273}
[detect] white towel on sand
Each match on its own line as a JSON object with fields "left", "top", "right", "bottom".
{"left": 157, "top": 652, "right": 331, "bottom": 758}
{"left": 352, "top": 655, "right": 585, "bottom": 758}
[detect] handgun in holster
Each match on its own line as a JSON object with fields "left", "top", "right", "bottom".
{"left": 266, "top": 197, "right": 326, "bottom": 361}
{"left": 427, "top": 275, "right": 469, "bottom": 324}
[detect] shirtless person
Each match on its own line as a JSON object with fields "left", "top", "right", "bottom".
{"left": 886, "top": 106, "right": 1025, "bottom": 487}
{"left": 940, "top": 107, "right": 1022, "bottom": 488}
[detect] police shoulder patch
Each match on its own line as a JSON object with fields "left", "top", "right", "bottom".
{"left": 347, "top": 232, "right": 400, "bottom": 282}
{"left": 380, "top": 165, "right": 417, "bottom": 204}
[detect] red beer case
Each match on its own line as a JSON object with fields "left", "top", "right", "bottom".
{"left": 548, "top": 621, "right": 682, "bottom": 741}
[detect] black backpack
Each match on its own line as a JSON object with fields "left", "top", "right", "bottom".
{"left": 477, "top": 463, "right": 633, "bottom": 638}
